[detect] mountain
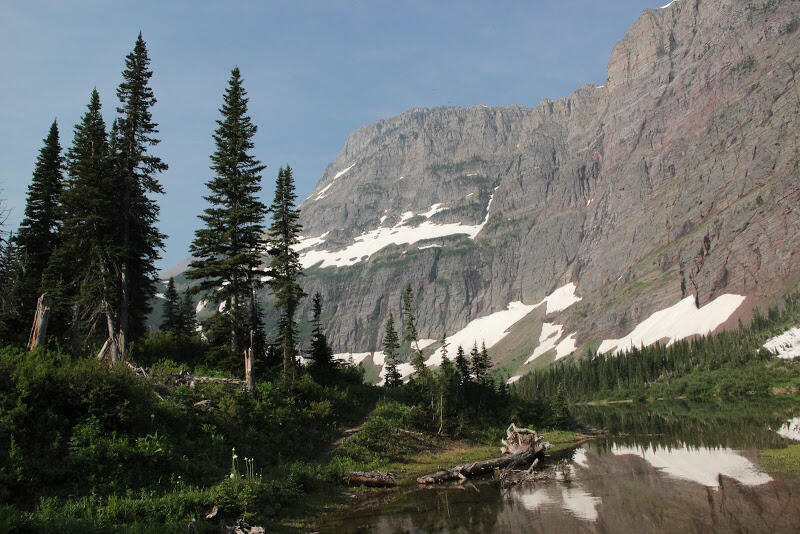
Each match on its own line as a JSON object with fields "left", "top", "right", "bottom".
{"left": 171, "top": 0, "right": 800, "bottom": 382}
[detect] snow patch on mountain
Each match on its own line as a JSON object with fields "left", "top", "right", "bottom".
{"left": 537, "top": 282, "right": 581, "bottom": 314}
{"left": 299, "top": 193, "right": 496, "bottom": 269}
{"left": 416, "top": 338, "right": 437, "bottom": 350}
{"left": 295, "top": 232, "right": 330, "bottom": 252}
{"left": 332, "top": 351, "right": 372, "bottom": 367}
{"left": 555, "top": 332, "right": 578, "bottom": 360}
{"left": 313, "top": 164, "right": 354, "bottom": 200}
{"left": 419, "top": 203, "right": 446, "bottom": 218}
{"left": 763, "top": 326, "right": 800, "bottom": 359}
{"left": 426, "top": 301, "right": 537, "bottom": 367}
{"left": 597, "top": 294, "right": 746, "bottom": 355}
{"left": 524, "top": 284, "right": 583, "bottom": 364}
{"left": 526, "top": 323, "right": 564, "bottom": 364}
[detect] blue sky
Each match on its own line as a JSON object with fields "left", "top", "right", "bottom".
{"left": 1, "top": 0, "right": 659, "bottom": 269}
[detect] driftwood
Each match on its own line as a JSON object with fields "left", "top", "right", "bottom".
{"left": 164, "top": 369, "right": 243, "bottom": 389}
{"left": 222, "top": 519, "right": 265, "bottom": 534}
{"left": 27, "top": 293, "right": 51, "bottom": 352}
{"left": 347, "top": 471, "right": 397, "bottom": 487}
{"left": 417, "top": 424, "right": 548, "bottom": 484}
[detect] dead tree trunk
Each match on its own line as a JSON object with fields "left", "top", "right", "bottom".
{"left": 98, "top": 299, "right": 121, "bottom": 363}
{"left": 347, "top": 472, "right": 396, "bottom": 487}
{"left": 244, "top": 330, "right": 255, "bottom": 393}
{"left": 417, "top": 424, "right": 548, "bottom": 484}
{"left": 27, "top": 293, "right": 51, "bottom": 352}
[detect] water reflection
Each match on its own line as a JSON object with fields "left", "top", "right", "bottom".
{"left": 608, "top": 443, "right": 772, "bottom": 487}
{"left": 318, "top": 401, "right": 800, "bottom": 533}
{"left": 776, "top": 416, "right": 800, "bottom": 441}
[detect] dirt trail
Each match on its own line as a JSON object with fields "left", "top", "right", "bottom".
{"left": 316, "top": 405, "right": 376, "bottom": 464}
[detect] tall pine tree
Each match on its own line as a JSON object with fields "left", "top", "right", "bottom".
{"left": 160, "top": 277, "right": 180, "bottom": 333}
{"left": 0, "top": 235, "right": 25, "bottom": 342}
{"left": 187, "top": 67, "right": 267, "bottom": 354}
{"left": 267, "top": 165, "right": 305, "bottom": 376}
{"left": 455, "top": 345, "right": 471, "bottom": 385}
{"left": 15, "top": 120, "right": 64, "bottom": 317}
{"left": 382, "top": 313, "right": 402, "bottom": 387}
{"left": 113, "top": 33, "right": 167, "bottom": 359}
{"left": 45, "top": 89, "right": 117, "bottom": 354}
{"left": 178, "top": 289, "right": 197, "bottom": 339}
{"left": 308, "top": 292, "right": 333, "bottom": 368}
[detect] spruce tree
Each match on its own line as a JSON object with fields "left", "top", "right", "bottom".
{"left": 553, "top": 383, "right": 570, "bottom": 427}
{"left": 0, "top": 235, "right": 25, "bottom": 342}
{"left": 438, "top": 331, "right": 449, "bottom": 364}
{"left": 113, "top": 32, "right": 167, "bottom": 359}
{"left": 401, "top": 283, "right": 419, "bottom": 348}
{"left": 309, "top": 292, "right": 333, "bottom": 367}
{"left": 15, "top": 120, "right": 64, "bottom": 315}
{"left": 471, "top": 341, "right": 492, "bottom": 385}
{"left": 267, "top": 165, "right": 306, "bottom": 375}
{"left": 382, "top": 313, "right": 402, "bottom": 387}
{"left": 187, "top": 67, "right": 267, "bottom": 354}
{"left": 455, "top": 345, "right": 470, "bottom": 385}
{"left": 178, "top": 289, "right": 197, "bottom": 339}
{"left": 160, "top": 277, "right": 180, "bottom": 333}
{"left": 45, "top": 89, "right": 117, "bottom": 353}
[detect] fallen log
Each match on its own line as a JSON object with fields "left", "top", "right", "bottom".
{"left": 164, "top": 370, "right": 243, "bottom": 389}
{"left": 417, "top": 424, "right": 548, "bottom": 484}
{"left": 347, "top": 471, "right": 397, "bottom": 487}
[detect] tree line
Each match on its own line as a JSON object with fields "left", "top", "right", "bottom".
{"left": 514, "top": 292, "right": 800, "bottom": 402}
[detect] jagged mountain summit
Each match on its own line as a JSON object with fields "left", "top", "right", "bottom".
{"left": 172, "top": 0, "right": 800, "bottom": 382}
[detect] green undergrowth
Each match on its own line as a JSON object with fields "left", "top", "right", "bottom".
{"left": 0, "top": 345, "right": 377, "bottom": 531}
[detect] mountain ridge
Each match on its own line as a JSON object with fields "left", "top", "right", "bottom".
{"left": 168, "top": 0, "right": 800, "bottom": 381}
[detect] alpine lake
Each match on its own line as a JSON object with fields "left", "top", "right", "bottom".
{"left": 316, "top": 399, "right": 800, "bottom": 533}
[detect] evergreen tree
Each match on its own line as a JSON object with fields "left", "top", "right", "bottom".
{"left": 113, "top": 32, "right": 168, "bottom": 359}
{"left": 309, "top": 292, "right": 333, "bottom": 367}
{"left": 454, "top": 345, "right": 470, "bottom": 385}
{"left": 401, "top": 283, "right": 419, "bottom": 347}
{"left": 15, "top": 120, "right": 64, "bottom": 315}
{"left": 382, "top": 313, "right": 402, "bottom": 387}
{"left": 438, "top": 331, "right": 449, "bottom": 364}
{"left": 0, "top": 235, "right": 25, "bottom": 342}
{"left": 178, "top": 289, "right": 197, "bottom": 339}
{"left": 552, "top": 383, "right": 570, "bottom": 427}
{"left": 45, "top": 89, "right": 117, "bottom": 353}
{"left": 160, "top": 277, "right": 180, "bottom": 333}
{"left": 469, "top": 342, "right": 483, "bottom": 382}
{"left": 267, "top": 165, "right": 306, "bottom": 376}
{"left": 411, "top": 349, "right": 428, "bottom": 379}
{"left": 471, "top": 341, "right": 492, "bottom": 385}
{"left": 187, "top": 67, "right": 267, "bottom": 354}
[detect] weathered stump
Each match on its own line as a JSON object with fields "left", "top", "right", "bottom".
{"left": 417, "top": 424, "right": 548, "bottom": 484}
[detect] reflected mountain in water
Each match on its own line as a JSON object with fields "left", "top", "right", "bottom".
{"left": 320, "top": 401, "right": 800, "bottom": 533}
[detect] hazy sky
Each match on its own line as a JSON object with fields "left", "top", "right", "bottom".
{"left": 1, "top": 0, "right": 660, "bottom": 269}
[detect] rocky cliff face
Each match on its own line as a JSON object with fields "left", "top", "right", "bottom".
{"left": 272, "top": 0, "right": 800, "bottom": 377}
